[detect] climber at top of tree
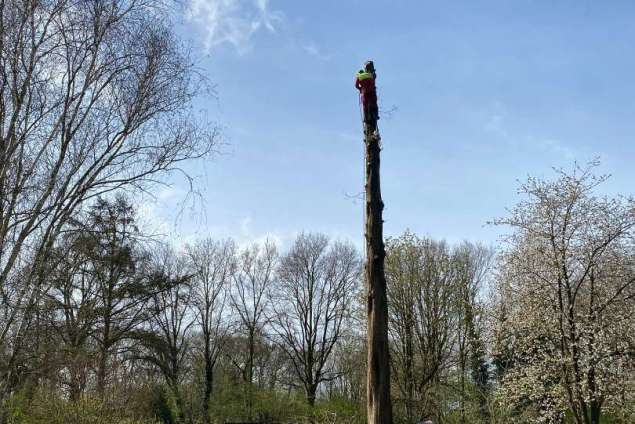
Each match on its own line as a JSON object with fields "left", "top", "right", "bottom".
{"left": 355, "top": 60, "right": 379, "bottom": 133}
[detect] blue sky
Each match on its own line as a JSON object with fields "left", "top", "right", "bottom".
{"left": 148, "top": 0, "right": 635, "bottom": 249}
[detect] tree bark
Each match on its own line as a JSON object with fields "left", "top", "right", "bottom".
{"left": 247, "top": 328, "right": 255, "bottom": 420}
{"left": 405, "top": 325, "right": 414, "bottom": 423}
{"left": 97, "top": 334, "right": 109, "bottom": 396}
{"left": 365, "top": 130, "right": 393, "bottom": 424}
{"left": 307, "top": 384, "right": 317, "bottom": 407}
{"left": 203, "top": 335, "right": 213, "bottom": 424}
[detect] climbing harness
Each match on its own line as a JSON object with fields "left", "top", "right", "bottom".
{"left": 356, "top": 65, "right": 381, "bottom": 143}
{"left": 357, "top": 90, "right": 381, "bottom": 139}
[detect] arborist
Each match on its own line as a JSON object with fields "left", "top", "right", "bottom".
{"left": 355, "top": 60, "right": 379, "bottom": 134}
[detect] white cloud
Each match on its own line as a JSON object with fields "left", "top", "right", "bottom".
{"left": 483, "top": 101, "right": 509, "bottom": 137}
{"left": 234, "top": 214, "right": 290, "bottom": 249}
{"left": 531, "top": 137, "right": 576, "bottom": 161}
{"left": 303, "top": 42, "right": 331, "bottom": 61}
{"left": 156, "top": 186, "right": 185, "bottom": 201}
{"left": 239, "top": 215, "right": 252, "bottom": 235}
{"left": 136, "top": 198, "right": 172, "bottom": 238}
{"left": 484, "top": 112, "right": 507, "bottom": 137}
{"left": 186, "top": 0, "right": 283, "bottom": 52}
{"left": 255, "top": 0, "right": 279, "bottom": 32}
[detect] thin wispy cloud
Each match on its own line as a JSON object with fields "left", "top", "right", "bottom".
{"left": 484, "top": 112, "right": 508, "bottom": 137}
{"left": 186, "top": 0, "right": 283, "bottom": 53}
{"left": 483, "top": 101, "right": 509, "bottom": 137}
{"left": 255, "top": 0, "right": 279, "bottom": 32}
{"left": 531, "top": 137, "right": 576, "bottom": 161}
{"left": 483, "top": 103, "right": 578, "bottom": 160}
{"left": 303, "top": 42, "right": 331, "bottom": 61}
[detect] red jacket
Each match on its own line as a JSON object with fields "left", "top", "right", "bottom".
{"left": 355, "top": 71, "right": 377, "bottom": 106}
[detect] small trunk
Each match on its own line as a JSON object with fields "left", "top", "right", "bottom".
{"left": 307, "top": 388, "right": 316, "bottom": 407}
{"left": 306, "top": 385, "right": 318, "bottom": 424}
{"left": 203, "top": 357, "right": 213, "bottom": 424}
{"left": 69, "top": 382, "right": 81, "bottom": 402}
{"left": 590, "top": 402, "right": 601, "bottom": 424}
{"left": 246, "top": 329, "right": 255, "bottom": 420}
{"left": 173, "top": 384, "right": 186, "bottom": 424}
{"left": 97, "top": 318, "right": 111, "bottom": 396}
{"left": 69, "top": 353, "right": 82, "bottom": 402}
{"left": 460, "top": 356, "right": 466, "bottom": 424}
{"left": 97, "top": 349, "right": 107, "bottom": 396}
{"left": 404, "top": 324, "right": 415, "bottom": 423}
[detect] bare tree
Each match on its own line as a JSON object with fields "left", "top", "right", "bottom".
{"left": 326, "top": 332, "right": 366, "bottom": 405}
{"left": 0, "top": 0, "right": 216, "bottom": 393}
{"left": 228, "top": 240, "right": 277, "bottom": 418}
{"left": 45, "top": 228, "right": 102, "bottom": 401}
{"left": 386, "top": 233, "right": 461, "bottom": 421}
{"left": 412, "top": 238, "right": 459, "bottom": 419}
{"left": 271, "top": 233, "right": 361, "bottom": 407}
{"left": 453, "top": 242, "right": 493, "bottom": 423}
{"left": 142, "top": 246, "right": 195, "bottom": 424}
{"left": 186, "top": 238, "right": 235, "bottom": 423}
{"left": 385, "top": 232, "right": 420, "bottom": 422}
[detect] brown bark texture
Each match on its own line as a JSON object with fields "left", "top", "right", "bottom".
{"left": 365, "top": 129, "right": 394, "bottom": 424}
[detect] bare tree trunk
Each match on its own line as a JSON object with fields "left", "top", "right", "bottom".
{"left": 405, "top": 325, "right": 415, "bottom": 423}
{"left": 203, "top": 336, "right": 213, "bottom": 424}
{"left": 307, "top": 383, "right": 317, "bottom": 407}
{"left": 590, "top": 402, "right": 601, "bottom": 424}
{"left": 97, "top": 323, "right": 110, "bottom": 396}
{"left": 247, "top": 328, "right": 255, "bottom": 420}
{"left": 365, "top": 129, "right": 393, "bottom": 424}
{"left": 460, "top": 356, "right": 466, "bottom": 424}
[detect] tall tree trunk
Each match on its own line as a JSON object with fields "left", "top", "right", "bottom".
{"left": 97, "top": 343, "right": 108, "bottom": 396}
{"left": 247, "top": 328, "right": 255, "bottom": 420}
{"left": 460, "top": 350, "right": 466, "bottom": 424}
{"left": 173, "top": 382, "right": 186, "bottom": 424}
{"left": 69, "top": 353, "right": 84, "bottom": 402}
{"left": 590, "top": 402, "right": 601, "bottom": 424}
{"left": 404, "top": 323, "right": 415, "bottom": 423}
{"left": 203, "top": 336, "right": 213, "bottom": 424}
{"left": 365, "top": 130, "right": 393, "bottom": 424}
{"left": 97, "top": 318, "right": 110, "bottom": 397}
{"left": 307, "top": 384, "right": 317, "bottom": 407}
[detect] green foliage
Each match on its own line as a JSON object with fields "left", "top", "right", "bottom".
{"left": 198, "top": 378, "right": 365, "bottom": 424}
{"left": 312, "top": 396, "right": 365, "bottom": 424}
{"left": 206, "top": 381, "right": 308, "bottom": 423}
{"left": 1, "top": 361, "right": 632, "bottom": 424}
{"left": 126, "top": 385, "right": 177, "bottom": 424}
{"left": 3, "top": 389, "right": 159, "bottom": 424}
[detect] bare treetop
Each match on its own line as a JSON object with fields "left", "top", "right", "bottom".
{"left": 0, "top": 0, "right": 217, "bottom": 288}
{"left": 271, "top": 233, "right": 361, "bottom": 406}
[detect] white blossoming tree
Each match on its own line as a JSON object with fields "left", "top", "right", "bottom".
{"left": 492, "top": 163, "right": 635, "bottom": 424}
